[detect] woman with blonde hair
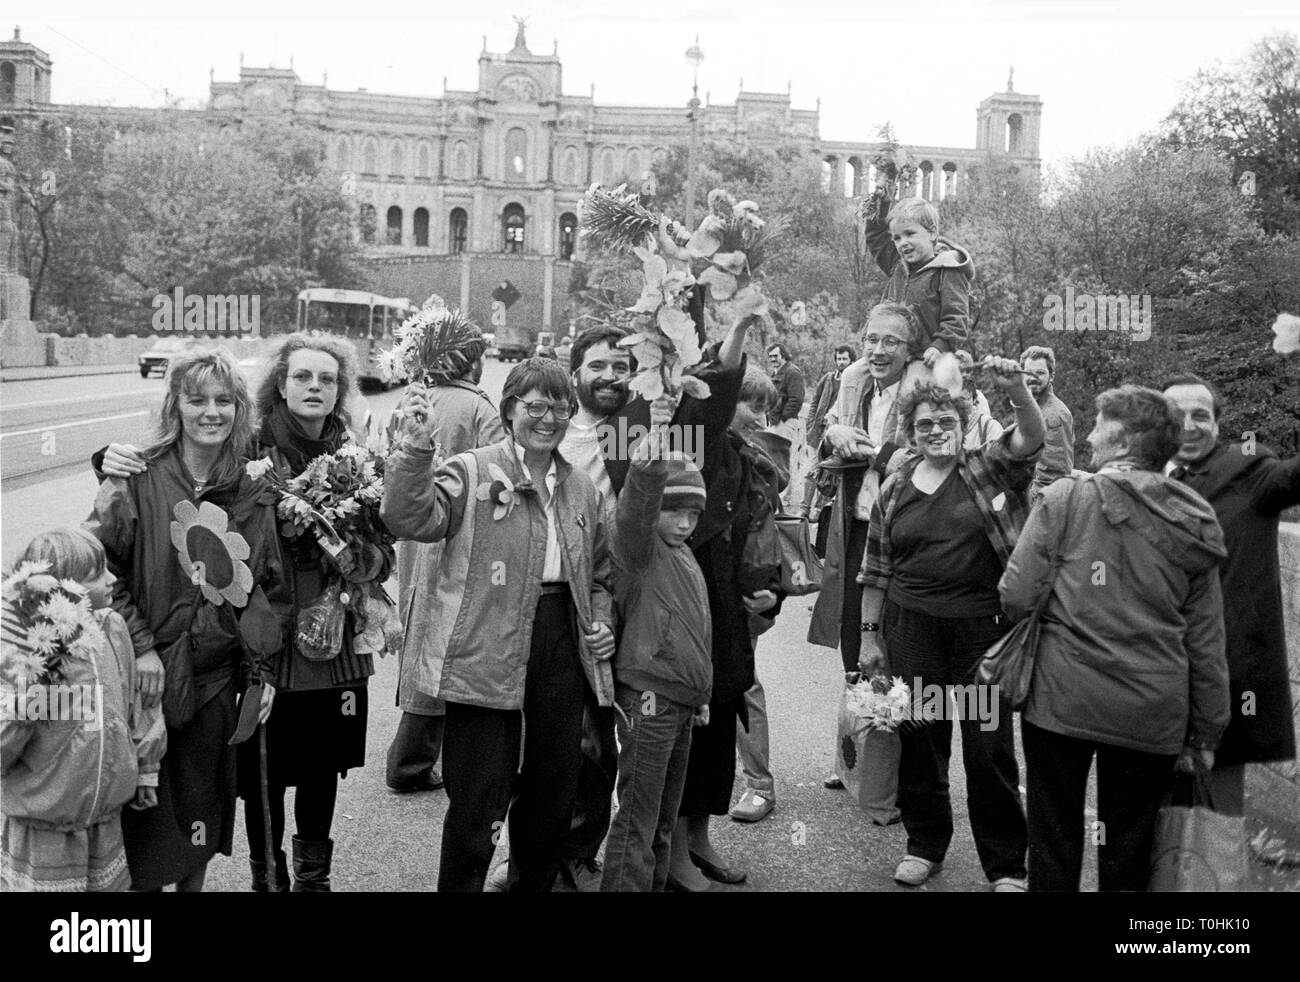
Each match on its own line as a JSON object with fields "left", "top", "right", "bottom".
{"left": 88, "top": 347, "right": 283, "bottom": 892}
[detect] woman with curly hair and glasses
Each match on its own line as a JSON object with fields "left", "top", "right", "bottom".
{"left": 858, "top": 360, "right": 1044, "bottom": 892}
{"left": 86, "top": 348, "right": 283, "bottom": 892}
{"left": 382, "top": 357, "right": 614, "bottom": 892}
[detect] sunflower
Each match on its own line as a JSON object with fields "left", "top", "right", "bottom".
{"left": 169, "top": 500, "right": 255, "bottom": 608}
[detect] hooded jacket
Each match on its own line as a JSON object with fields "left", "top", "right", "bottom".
{"left": 1, "top": 609, "right": 166, "bottom": 832}
{"left": 864, "top": 213, "right": 973, "bottom": 354}
{"left": 1000, "top": 471, "right": 1230, "bottom": 756}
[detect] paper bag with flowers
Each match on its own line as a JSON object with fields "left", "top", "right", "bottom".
{"left": 1, "top": 562, "right": 105, "bottom": 694}
{"left": 834, "top": 674, "right": 911, "bottom": 826}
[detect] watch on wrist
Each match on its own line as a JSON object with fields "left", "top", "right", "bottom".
{"left": 861, "top": 621, "right": 880, "bottom": 633}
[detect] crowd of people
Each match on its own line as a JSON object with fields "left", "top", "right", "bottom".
{"left": 2, "top": 191, "right": 1296, "bottom": 894}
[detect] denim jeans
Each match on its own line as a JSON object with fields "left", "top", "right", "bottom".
{"left": 600, "top": 685, "right": 695, "bottom": 892}
{"left": 883, "top": 600, "right": 1027, "bottom": 881}
{"left": 1022, "top": 720, "right": 1176, "bottom": 891}
{"left": 736, "top": 671, "right": 774, "bottom": 796}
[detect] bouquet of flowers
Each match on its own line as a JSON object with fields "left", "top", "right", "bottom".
{"left": 377, "top": 294, "right": 480, "bottom": 386}
{"left": 580, "top": 182, "right": 779, "bottom": 401}
{"left": 247, "top": 444, "right": 400, "bottom": 659}
{"left": 843, "top": 673, "right": 913, "bottom": 733}
{"left": 1, "top": 562, "right": 105, "bottom": 688}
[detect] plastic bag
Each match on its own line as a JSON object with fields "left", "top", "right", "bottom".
{"left": 354, "top": 589, "right": 403, "bottom": 657}
{"left": 296, "top": 581, "right": 346, "bottom": 662}
{"left": 1148, "top": 768, "right": 1249, "bottom": 892}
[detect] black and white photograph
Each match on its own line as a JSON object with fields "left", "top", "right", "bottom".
{"left": 0, "top": 0, "right": 1297, "bottom": 959}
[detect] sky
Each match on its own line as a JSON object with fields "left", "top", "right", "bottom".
{"left": 10, "top": 0, "right": 1300, "bottom": 168}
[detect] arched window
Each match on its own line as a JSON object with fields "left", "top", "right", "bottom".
{"left": 502, "top": 203, "right": 526, "bottom": 253}
{"left": 333, "top": 137, "right": 351, "bottom": 172}
{"left": 390, "top": 140, "right": 404, "bottom": 178}
{"left": 0, "top": 63, "right": 15, "bottom": 104}
{"left": 453, "top": 141, "right": 471, "bottom": 180}
{"left": 626, "top": 148, "right": 642, "bottom": 181}
{"left": 386, "top": 206, "right": 403, "bottom": 246}
{"left": 1006, "top": 113, "right": 1024, "bottom": 154}
{"left": 363, "top": 137, "right": 379, "bottom": 175}
{"left": 941, "top": 162, "right": 958, "bottom": 199}
{"left": 558, "top": 212, "right": 578, "bottom": 260}
{"left": 919, "top": 161, "right": 935, "bottom": 200}
{"left": 359, "top": 203, "right": 377, "bottom": 244}
{"left": 449, "top": 207, "right": 468, "bottom": 254}
{"left": 414, "top": 207, "right": 429, "bottom": 247}
{"left": 820, "top": 157, "right": 834, "bottom": 193}
{"left": 561, "top": 146, "right": 580, "bottom": 185}
{"left": 416, "top": 140, "right": 432, "bottom": 179}
{"left": 600, "top": 148, "right": 617, "bottom": 185}
{"left": 505, "top": 127, "right": 527, "bottom": 182}
{"left": 652, "top": 147, "right": 669, "bottom": 168}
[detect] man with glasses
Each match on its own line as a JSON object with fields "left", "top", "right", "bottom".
{"left": 766, "top": 343, "right": 807, "bottom": 511}
{"left": 811, "top": 305, "right": 928, "bottom": 790}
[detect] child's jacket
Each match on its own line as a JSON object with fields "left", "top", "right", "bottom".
{"left": 1, "top": 608, "right": 166, "bottom": 831}
{"left": 610, "top": 451, "right": 713, "bottom": 708}
{"left": 864, "top": 215, "right": 973, "bottom": 354}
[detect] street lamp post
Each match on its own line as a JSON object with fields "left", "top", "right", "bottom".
{"left": 684, "top": 36, "right": 704, "bottom": 229}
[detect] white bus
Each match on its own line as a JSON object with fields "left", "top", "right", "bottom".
{"left": 295, "top": 288, "right": 417, "bottom": 388}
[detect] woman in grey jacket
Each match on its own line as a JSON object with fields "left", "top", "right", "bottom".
{"left": 381, "top": 358, "right": 615, "bottom": 892}
{"left": 1000, "top": 385, "right": 1230, "bottom": 892}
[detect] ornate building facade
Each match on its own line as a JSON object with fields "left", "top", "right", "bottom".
{"left": 3, "top": 24, "right": 1042, "bottom": 331}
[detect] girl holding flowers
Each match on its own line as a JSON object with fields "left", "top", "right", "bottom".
{"left": 1, "top": 528, "right": 167, "bottom": 892}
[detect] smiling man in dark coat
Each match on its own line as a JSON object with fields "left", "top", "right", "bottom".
{"left": 1162, "top": 373, "right": 1300, "bottom": 814}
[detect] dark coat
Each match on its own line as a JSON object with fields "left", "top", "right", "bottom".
{"left": 1174, "top": 442, "right": 1300, "bottom": 765}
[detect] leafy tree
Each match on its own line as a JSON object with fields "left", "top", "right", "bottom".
{"left": 1162, "top": 31, "right": 1300, "bottom": 236}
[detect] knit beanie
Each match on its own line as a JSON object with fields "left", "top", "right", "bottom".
{"left": 661, "top": 452, "right": 707, "bottom": 511}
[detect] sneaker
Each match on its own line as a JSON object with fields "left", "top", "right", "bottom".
{"left": 894, "top": 855, "right": 942, "bottom": 886}
{"left": 729, "top": 791, "right": 775, "bottom": 823}
{"left": 991, "top": 876, "right": 1027, "bottom": 892}
{"left": 823, "top": 775, "right": 845, "bottom": 790}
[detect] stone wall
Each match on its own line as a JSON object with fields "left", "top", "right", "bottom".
{"left": 2, "top": 332, "right": 269, "bottom": 369}
{"left": 1270, "top": 521, "right": 1300, "bottom": 791}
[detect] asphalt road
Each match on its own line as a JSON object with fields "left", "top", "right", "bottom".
{"left": 2, "top": 359, "right": 1293, "bottom": 892}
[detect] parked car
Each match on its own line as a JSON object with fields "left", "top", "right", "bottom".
{"left": 138, "top": 337, "right": 198, "bottom": 377}
{"left": 481, "top": 331, "right": 496, "bottom": 356}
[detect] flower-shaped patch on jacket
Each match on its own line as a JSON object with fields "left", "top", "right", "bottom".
{"left": 475, "top": 462, "right": 535, "bottom": 521}
{"left": 170, "top": 500, "right": 254, "bottom": 607}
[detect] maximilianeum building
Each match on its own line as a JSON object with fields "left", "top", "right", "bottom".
{"left": 2, "top": 24, "right": 1041, "bottom": 334}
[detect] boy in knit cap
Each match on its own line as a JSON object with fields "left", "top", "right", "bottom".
{"left": 600, "top": 419, "right": 713, "bottom": 892}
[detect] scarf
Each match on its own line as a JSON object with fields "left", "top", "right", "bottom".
{"left": 259, "top": 400, "right": 345, "bottom": 476}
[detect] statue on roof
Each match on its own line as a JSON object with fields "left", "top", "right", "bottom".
{"left": 1007, "top": 66, "right": 1015, "bottom": 92}
{"left": 513, "top": 15, "right": 529, "bottom": 51}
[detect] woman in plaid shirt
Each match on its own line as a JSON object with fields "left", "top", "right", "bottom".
{"left": 857, "top": 359, "right": 1044, "bottom": 891}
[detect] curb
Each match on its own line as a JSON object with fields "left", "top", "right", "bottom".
{"left": 1, "top": 364, "right": 141, "bottom": 382}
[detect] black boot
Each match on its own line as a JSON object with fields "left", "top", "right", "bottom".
{"left": 291, "top": 836, "right": 333, "bottom": 892}
{"left": 250, "top": 850, "right": 290, "bottom": 892}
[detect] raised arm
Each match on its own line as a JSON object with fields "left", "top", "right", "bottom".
{"left": 614, "top": 428, "right": 670, "bottom": 572}
{"left": 1249, "top": 451, "right": 1300, "bottom": 515}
